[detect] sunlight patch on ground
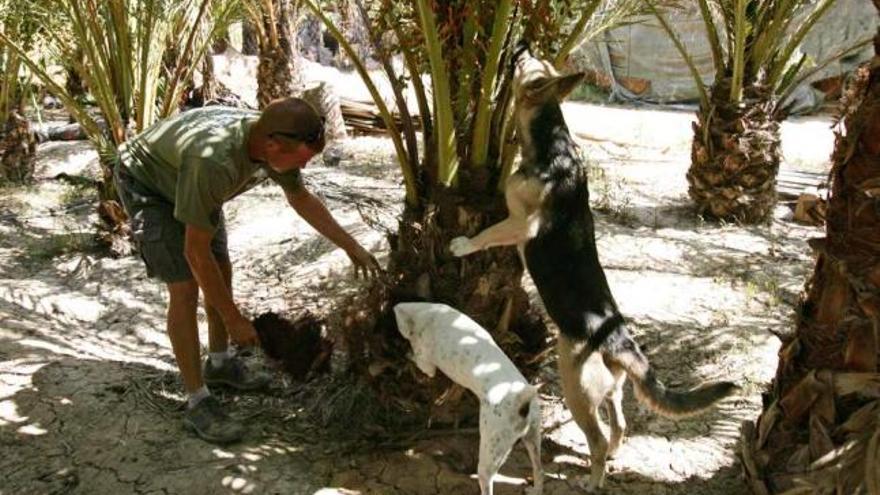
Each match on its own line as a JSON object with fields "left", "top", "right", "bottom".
{"left": 0, "top": 280, "right": 103, "bottom": 321}
{"left": 34, "top": 140, "right": 99, "bottom": 178}
{"left": 0, "top": 360, "right": 48, "bottom": 416}
{"left": 212, "top": 448, "right": 236, "bottom": 459}
{"left": 611, "top": 435, "right": 723, "bottom": 483}
{"left": 563, "top": 104, "right": 696, "bottom": 151}
{"left": 609, "top": 271, "right": 749, "bottom": 326}
{"left": 0, "top": 400, "right": 27, "bottom": 425}
{"left": 17, "top": 423, "right": 48, "bottom": 436}
{"left": 221, "top": 474, "right": 257, "bottom": 493}
{"left": 13, "top": 339, "right": 82, "bottom": 358}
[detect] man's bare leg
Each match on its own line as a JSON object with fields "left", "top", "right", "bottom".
{"left": 166, "top": 279, "right": 203, "bottom": 393}
{"left": 171, "top": 274, "right": 246, "bottom": 444}
{"left": 202, "top": 258, "right": 269, "bottom": 391}
{"left": 206, "top": 258, "right": 233, "bottom": 354}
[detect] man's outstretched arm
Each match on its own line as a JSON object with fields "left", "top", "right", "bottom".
{"left": 285, "top": 188, "right": 380, "bottom": 278}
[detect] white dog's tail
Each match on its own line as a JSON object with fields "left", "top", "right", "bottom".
{"left": 615, "top": 338, "right": 739, "bottom": 418}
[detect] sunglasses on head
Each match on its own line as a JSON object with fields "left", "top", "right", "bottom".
{"left": 270, "top": 117, "right": 326, "bottom": 144}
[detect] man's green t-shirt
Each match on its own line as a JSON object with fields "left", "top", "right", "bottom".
{"left": 118, "top": 106, "right": 304, "bottom": 233}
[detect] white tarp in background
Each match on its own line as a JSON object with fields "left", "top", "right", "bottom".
{"left": 575, "top": 0, "right": 876, "bottom": 111}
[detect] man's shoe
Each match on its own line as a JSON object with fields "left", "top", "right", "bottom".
{"left": 183, "top": 396, "right": 245, "bottom": 445}
{"left": 204, "top": 356, "right": 271, "bottom": 391}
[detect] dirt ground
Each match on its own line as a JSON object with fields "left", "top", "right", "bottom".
{"left": 0, "top": 91, "right": 834, "bottom": 494}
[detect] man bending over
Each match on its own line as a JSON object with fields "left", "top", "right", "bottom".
{"left": 114, "top": 97, "right": 379, "bottom": 444}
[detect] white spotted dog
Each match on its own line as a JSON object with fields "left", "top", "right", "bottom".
{"left": 393, "top": 302, "right": 543, "bottom": 495}
{"left": 449, "top": 42, "right": 739, "bottom": 492}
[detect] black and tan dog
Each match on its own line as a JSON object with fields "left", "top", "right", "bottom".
{"left": 449, "top": 44, "right": 739, "bottom": 491}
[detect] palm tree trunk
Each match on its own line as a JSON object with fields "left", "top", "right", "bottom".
{"left": 96, "top": 155, "right": 132, "bottom": 256}
{"left": 200, "top": 53, "right": 217, "bottom": 105}
{"left": 212, "top": 28, "right": 230, "bottom": 54}
{"left": 741, "top": 16, "right": 880, "bottom": 494}
{"left": 0, "top": 111, "right": 35, "bottom": 183}
{"left": 64, "top": 48, "right": 85, "bottom": 103}
{"left": 256, "top": 0, "right": 305, "bottom": 108}
{"left": 163, "top": 43, "right": 192, "bottom": 112}
{"left": 242, "top": 19, "right": 259, "bottom": 55}
{"left": 343, "top": 176, "right": 548, "bottom": 421}
{"left": 0, "top": 50, "right": 36, "bottom": 183}
{"left": 300, "top": 81, "right": 346, "bottom": 141}
{"left": 688, "top": 78, "right": 781, "bottom": 223}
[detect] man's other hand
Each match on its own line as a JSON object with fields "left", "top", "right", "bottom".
{"left": 346, "top": 244, "right": 381, "bottom": 279}
{"left": 225, "top": 314, "right": 259, "bottom": 347}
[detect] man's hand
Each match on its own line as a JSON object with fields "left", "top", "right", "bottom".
{"left": 346, "top": 244, "right": 381, "bottom": 279}
{"left": 224, "top": 313, "right": 259, "bottom": 347}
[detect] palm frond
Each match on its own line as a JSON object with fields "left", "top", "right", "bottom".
{"left": 729, "top": 0, "right": 748, "bottom": 102}
{"left": 653, "top": 0, "right": 849, "bottom": 114}
{"left": 0, "top": 28, "right": 107, "bottom": 146}
{"left": 304, "top": 0, "right": 418, "bottom": 205}
{"left": 159, "top": 0, "right": 214, "bottom": 117}
{"left": 644, "top": 0, "right": 710, "bottom": 109}
{"left": 553, "top": 0, "right": 603, "bottom": 68}
{"left": 776, "top": 35, "right": 874, "bottom": 115}
{"left": 768, "top": 0, "right": 837, "bottom": 89}
{"left": 414, "top": 0, "right": 459, "bottom": 186}
{"left": 3, "top": 0, "right": 237, "bottom": 149}
{"left": 696, "top": 0, "right": 723, "bottom": 79}
{"left": 470, "top": 0, "right": 513, "bottom": 169}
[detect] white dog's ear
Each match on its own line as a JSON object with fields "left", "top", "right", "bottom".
{"left": 396, "top": 316, "right": 415, "bottom": 338}
{"left": 393, "top": 305, "right": 413, "bottom": 337}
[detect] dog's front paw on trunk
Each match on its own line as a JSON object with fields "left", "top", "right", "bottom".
{"left": 449, "top": 236, "right": 478, "bottom": 257}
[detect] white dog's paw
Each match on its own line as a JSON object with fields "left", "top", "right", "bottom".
{"left": 449, "top": 236, "right": 477, "bottom": 257}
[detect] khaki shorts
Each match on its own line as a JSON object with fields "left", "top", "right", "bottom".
{"left": 114, "top": 164, "right": 229, "bottom": 284}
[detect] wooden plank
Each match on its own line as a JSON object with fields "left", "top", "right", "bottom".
{"left": 339, "top": 97, "right": 421, "bottom": 136}
{"left": 779, "top": 176, "right": 826, "bottom": 187}
{"left": 779, "top": 169, "right": 826, "bottom": 178}
{"left": 777, "top": 168, "right": 828, "bottom": 199}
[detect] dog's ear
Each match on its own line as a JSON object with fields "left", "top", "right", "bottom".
{"left": 398, "top": 315, "right": 416, "bottom": 338}
{"left": 554, "top": 72, "right": 585, "bottom": 100}
{"left": 392, "top": 304, "right": 415, "bottom": 338}
{"left": 522, "top": 72, "right": 584, "bottom": 103}
{"left": 522, "top": 77, "right": 557, "bottom": 102}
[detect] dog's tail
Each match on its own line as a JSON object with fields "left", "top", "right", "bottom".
{"left": 614, "top": 337, "right": 739, "bottom": 418}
